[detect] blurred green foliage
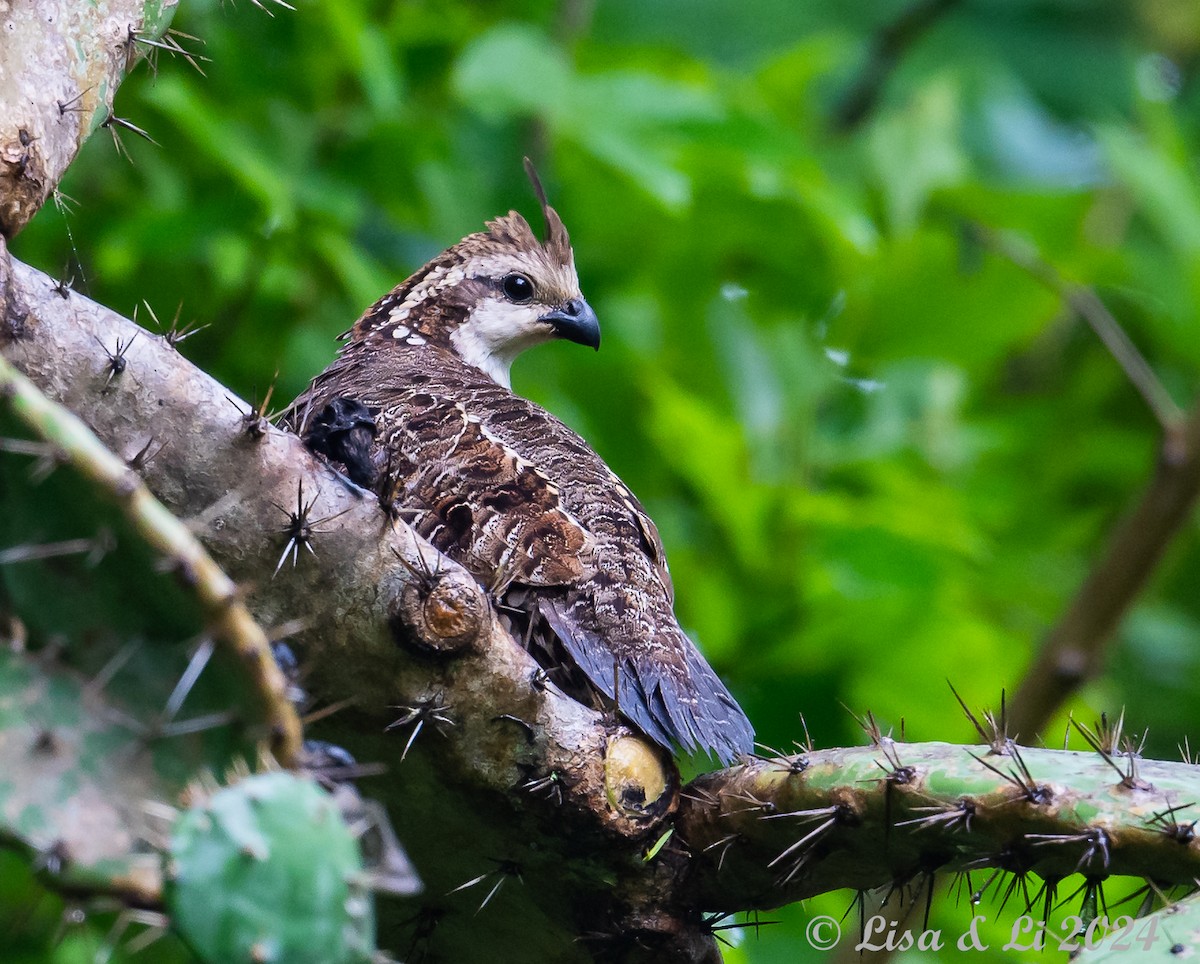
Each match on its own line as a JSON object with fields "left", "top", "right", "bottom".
{"left": 9, "top": 0, "right": 1200, "bottom": 958}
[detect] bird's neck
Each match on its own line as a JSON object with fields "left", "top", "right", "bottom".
{"left": 449, "top": 323, "right": 516, "bottom": 389}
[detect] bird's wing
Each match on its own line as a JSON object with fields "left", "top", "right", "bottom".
{"left": 406, "top": 369, "right": 751, "bottom": 763}
{"left": 376, "top": 385, "right": 595, "bottom": 590}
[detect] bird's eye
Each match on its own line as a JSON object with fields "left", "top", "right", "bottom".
{"left": 501, "top": 273, "right": 534, "bottom": 304}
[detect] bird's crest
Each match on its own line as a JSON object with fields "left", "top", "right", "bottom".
{"left": 471, "top": 159, "right": 572, "bottom": 268}
{"left": 523, "top": 157, "right": 573, "bottom": 267}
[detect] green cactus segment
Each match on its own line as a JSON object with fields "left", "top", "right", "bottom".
{"left": 0, "top": 359, "right": 301, "bottom": 763}
{"left": 140, "top": 0, "right": 181, "bottom": 41}
{"left": 682, "top": 741, "right": 1200, "bottom": 911}
{"left": 0, "top": 647, "right": 170, "bottom": 903}
{"left": 0, "top": 393, "right": 297, "bottom": 912}
{"left": 166, "top": 772, "right": 375, "bottom": 964}
{"left": 1075, "top": 891, "right": 1200, "bottom": 959}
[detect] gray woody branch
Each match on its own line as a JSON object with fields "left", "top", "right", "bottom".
{"left": 0, "top": 0, "right": 181, "bottom": 237}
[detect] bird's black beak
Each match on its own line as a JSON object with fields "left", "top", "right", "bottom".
{"left": 541, "top": 298, "right": 600, "bottom": 350}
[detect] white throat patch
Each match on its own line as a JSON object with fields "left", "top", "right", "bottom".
{"left": 450, "top": 297, "right": 554, "bottom": 389}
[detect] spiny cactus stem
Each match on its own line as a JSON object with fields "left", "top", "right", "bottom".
{"left": 679, "top": 742, "right": 1200, "bottom": 912}
{"left": 0, "top": 353, "right": 302, "bottom": 764}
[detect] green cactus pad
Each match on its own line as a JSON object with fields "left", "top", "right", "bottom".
{"left": 0, "top": 646, "right": 171, "bottom": 902}
{"left": 166, "top": 772, "right": 374, "bottom": 964}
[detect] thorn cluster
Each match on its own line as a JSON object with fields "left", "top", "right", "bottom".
{"left": 386, "top": 692, "right": 454, "bottom": 761}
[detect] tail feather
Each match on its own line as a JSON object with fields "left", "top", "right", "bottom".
{"left": 538, "top": 596, "right": 753, "bottom": 765}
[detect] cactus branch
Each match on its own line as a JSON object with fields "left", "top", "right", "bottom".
{"left": 678, "top": 743, "right": 1200, "bottom": 913}
{"left": 0, "top": 0, "right": 181, "bottom": 237}
{"left": 0, "top": 330, "right": 302, "bottom": 766}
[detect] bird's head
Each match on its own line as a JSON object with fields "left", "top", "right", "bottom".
{"left": 349, "top": 162, "right": 599, "bottom": 389}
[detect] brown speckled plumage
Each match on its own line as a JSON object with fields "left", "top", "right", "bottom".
{"left": 286, "top": 189, "right": 753, "bottom": 763}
